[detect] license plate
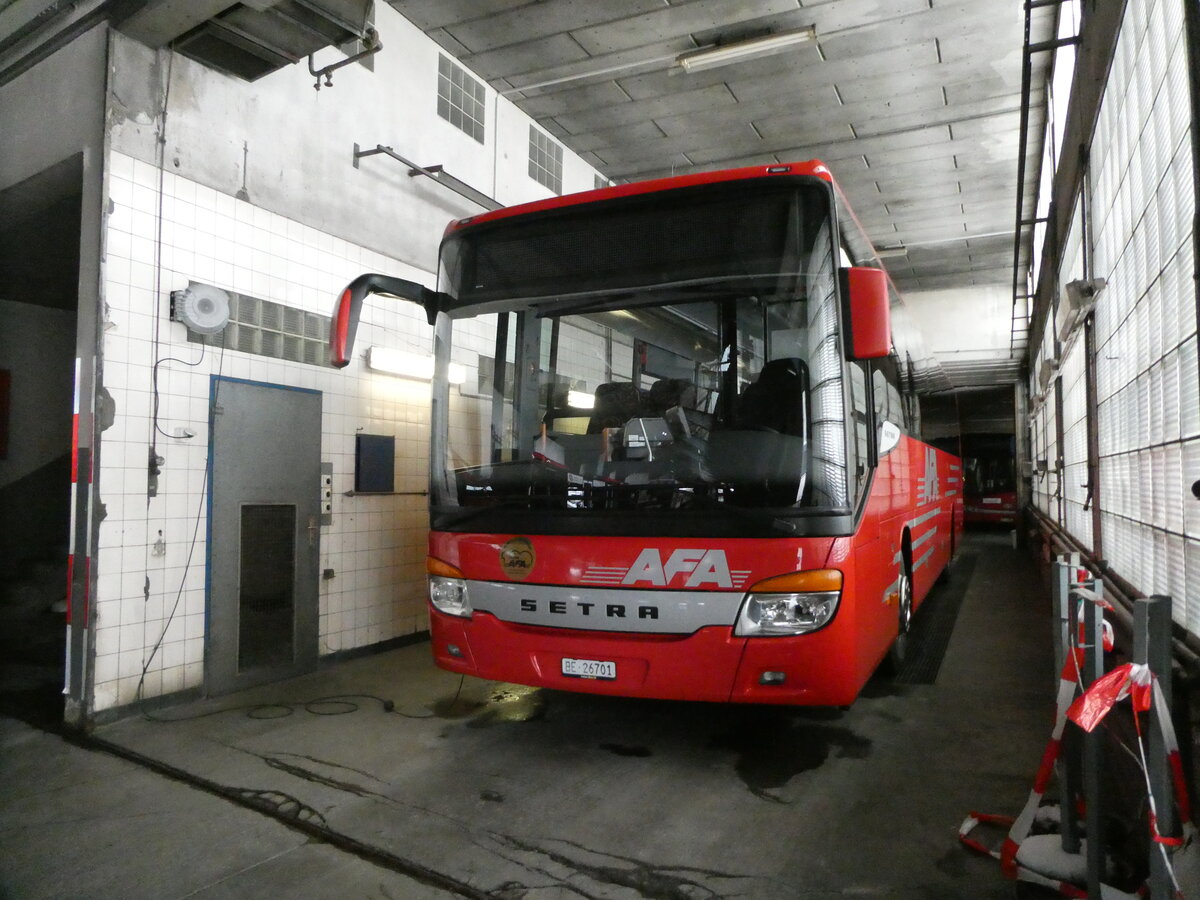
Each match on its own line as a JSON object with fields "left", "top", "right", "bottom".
{"left": 561, "top": 657, "right": 616, "bottom": 680}
{"left": 982, "top": 498, "right": 1002, "bottom": 505}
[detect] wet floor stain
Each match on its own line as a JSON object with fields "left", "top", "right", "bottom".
{"left": 487, "top": 832, "right": 756, "bottom": 900}
{"left": 710, "top": 712, "right": 872, "bottom": 801}
{"left": 599, "top": 742, "right": 652, "bottom": 757}
{"left": 430, "top": 696, "right": 487, "bottom": 719}
{"left": 466, "top": 685, "right": 548, "bottom": 728}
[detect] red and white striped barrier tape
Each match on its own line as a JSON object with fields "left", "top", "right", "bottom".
{"left": 1067, "top": 662, "right": 1195, "bottom": 897}
{"left": 960, "top": 588, "right": 1192, "bottom": 898}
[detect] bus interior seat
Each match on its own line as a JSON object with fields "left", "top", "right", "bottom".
{"left": 587, "top": 382, "right": 643, "bottom": 433}
{"left": 735, "top": 358, "right": 808, "bottom": 434}
{"left": 648, "top": 378, "right": 712, "bottom": 440}
{"left": 647, "top": 378, "right": 694, "bottom": 414}
{"left": 705, "top": 358, "right": 809, "bottom": 504}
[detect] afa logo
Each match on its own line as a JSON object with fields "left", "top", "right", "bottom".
{"left": 622, "top": 548, "right": 734, "bottom": 588}
{"left": 918, "top": 447, "right": 940, "bottom": 504}
{"left": 580, "top": 548, "right": 753, "bottom": 589}
{"left": 499, "top": 536, "right": 535, "bottom": 581}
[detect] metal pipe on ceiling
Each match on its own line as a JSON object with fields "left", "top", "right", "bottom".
{"left": 1011, "top": 0, "right": 1036, "bottom": 359}
{"left": 1010, "top": 0, "right": 1080, "bottom": 359}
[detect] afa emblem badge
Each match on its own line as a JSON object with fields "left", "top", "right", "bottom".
{"left": 499, "top": 536, "right": 535, "bottom": 581}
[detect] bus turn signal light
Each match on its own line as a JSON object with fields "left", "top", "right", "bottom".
{"left": 427, "top": 557, "right": 465, "bottom": 578}
{"left": 747, "top": 569, "right": 843, "bottom": 594}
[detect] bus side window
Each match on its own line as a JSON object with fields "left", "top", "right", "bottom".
{"left": 888, "top": 384, "right": 904, "bottom": 434}
{"left": 872, "top": 368, "right": 889, "bottom": 422}
{"left": 872, "top": 367, "right": 906, "bottom": 434}
{"left": 849, "top": 360, "right": 870, "bottom": 487}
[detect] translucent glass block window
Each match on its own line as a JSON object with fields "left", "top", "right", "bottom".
{"left": 437, "top": 55, "right": 485, "bottom": 144}
{"left": 529, "top": 125, "right": 563, "bottom": 194}
{"left": 188, "top": 290, "right": 332, "bottom": 368}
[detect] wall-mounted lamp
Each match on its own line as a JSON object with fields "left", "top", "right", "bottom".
{"left": 367, "top": 346, "right": 466, "bottom": 384}
{"left": 676, "top": 27, "right": 817, "bottom": 73}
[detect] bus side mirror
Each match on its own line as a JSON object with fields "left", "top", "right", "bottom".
{"left": 330, "top": 273, "right": 443, "bottom": 368}
{"left": 839, "top": 266, "right": 891, "bottom": 360}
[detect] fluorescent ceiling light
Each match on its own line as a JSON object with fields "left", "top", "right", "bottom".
{"left": 368, "top": 346, "right": 465, "bottom": 384}
{"left": 567, "top": 390, "right": 595, "bottom": 409}
{"left": 875, "top": 245, "right": 908, "bottom": 259}
{"left": 677, "top": 27, "right": 817, "bottom": 73}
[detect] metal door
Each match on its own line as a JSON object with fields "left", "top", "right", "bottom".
{"left": 208, "top": 377, "right": 321, "bottom": 695}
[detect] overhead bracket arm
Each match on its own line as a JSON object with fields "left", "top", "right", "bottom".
{"left": 352, "top": 143, "right": 501, "bottom": 211}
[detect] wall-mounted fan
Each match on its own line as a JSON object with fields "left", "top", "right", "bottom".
{"left": 170, "top": 283, "right": 230, "bottom": 334}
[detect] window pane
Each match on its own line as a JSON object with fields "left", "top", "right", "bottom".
{"left": 239, "top": 504, "right": 295, "bottom": 671}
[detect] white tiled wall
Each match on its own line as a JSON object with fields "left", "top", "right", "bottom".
{"left": 94, "top": 151, "right": 437, "bottom": 711}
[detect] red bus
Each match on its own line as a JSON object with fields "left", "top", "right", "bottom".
{"left": 961, "top": 434, "right": 1018, "bottom": 525}
{"left": 331, "top": 161, "right": 962, "bottom": 707}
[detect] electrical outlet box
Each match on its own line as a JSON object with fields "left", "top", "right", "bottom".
{"left": 320, "top": 462, "right": 333, "bottom": 525}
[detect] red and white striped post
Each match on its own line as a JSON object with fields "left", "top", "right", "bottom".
{"left": 1136, "top": 595, "right": 1176, "bottom": 900}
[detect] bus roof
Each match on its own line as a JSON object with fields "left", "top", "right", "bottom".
{"left": 443, "top": 160, "right": 834, "bottom": 238}
{"left": 442, "top": 159, "right": 949, "bottom": 393}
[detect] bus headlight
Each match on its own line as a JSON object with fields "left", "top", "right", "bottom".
{"left": 427, "top": 557, "right": 472, "bottom": 618}
{"left": 429, "top": 576, "right": 471, "bottom": 617}
{"left": 734, "top": 569, "right": 842, "bottom": 637}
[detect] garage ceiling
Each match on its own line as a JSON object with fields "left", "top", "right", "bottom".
{"left": 390, "top": 0, "right": 1059, "bottom": 389}
{"left": 1, "top": 0, "right": 1062, "bottom": 390}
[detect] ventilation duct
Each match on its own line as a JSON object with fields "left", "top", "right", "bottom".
{"left": 121, "top": 1, "right": 373, "bottom": 82}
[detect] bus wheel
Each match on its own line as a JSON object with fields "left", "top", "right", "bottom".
{"left": 886, "top": 566, "right": 913, "bottom": 673}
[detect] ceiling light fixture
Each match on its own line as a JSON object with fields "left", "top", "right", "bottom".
{"left": 875, "top": 245, "right": 909, "bottom": 259}
{"left": 676, "top": 27, "right": 817, "bottom": 73}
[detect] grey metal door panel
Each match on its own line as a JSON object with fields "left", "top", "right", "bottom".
{"left": 208, "top": 377, "right": 321, "bottom": 695}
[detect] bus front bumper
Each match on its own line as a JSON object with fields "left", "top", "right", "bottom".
{"left": 429, "top": 609, "right": 862, "bottom": 707}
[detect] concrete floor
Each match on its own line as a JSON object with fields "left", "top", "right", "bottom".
{"left": 1, "top": 531, "right": 1058, "bottom": 899}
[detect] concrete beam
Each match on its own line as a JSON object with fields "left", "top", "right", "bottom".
{"left": 117, "top": 0, "right": 237, "bottom": 47}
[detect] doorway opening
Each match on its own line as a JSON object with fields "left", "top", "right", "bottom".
{"left": 0, "top": 155, "right": 83, "bottom": 731}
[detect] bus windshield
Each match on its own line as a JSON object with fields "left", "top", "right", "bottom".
{"left": 430, "top": 178, "right": 855, "bottom": 535}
